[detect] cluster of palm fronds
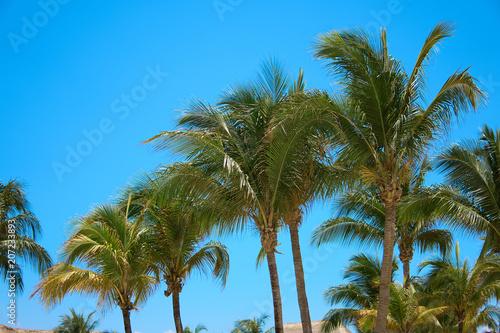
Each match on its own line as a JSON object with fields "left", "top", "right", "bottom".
{"left": 3, "top": 20, "right": 499, "bottom": 333}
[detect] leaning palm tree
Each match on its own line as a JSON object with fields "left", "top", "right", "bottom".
{"left": 419, "top": 243, "right": 500, "bottom": 333}
{"left": 31, "top": 203, "right": 158, "bottom": 333}
{"left": 312, "top": 21, "right": 486, "bottom": 332}
{"left": 232, "top": 314, "right": 274, "bottom": 333}
{"left": 122, "top": 175, "right": 230, "bottom": 333}
{"left": 144, "top": 60, "right": 329, "bottom": 333}
{"left": 0, "top": 179, "right": 52, "bottom": 290}
{"left": 53, "top": 308, "right": 99, "bottom": 333}
{"left": 312, "top": 161, "right": 452, "bottom": 288}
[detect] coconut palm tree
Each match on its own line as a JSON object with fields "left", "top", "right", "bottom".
{"left": 232, "top": 314, "right": 274, "bottom": 333}
{"left": 419, "top": 243, "right": 500, "bottom": 333}
{"left": 31, "top": 203, "right": 158, "bottom": 333}
{"left": 322, "top": 254, "right": 444, "bottom": 333}
{"left": 321, "top": 253, "right": 398, "bottom": 333}
{"left": 121, "top": 175, "right": 230, "bottom": 333}
{"left": 311, "top": 161, "right": 452, "bottom": 288}
{"left": 0, "top": 179, "right": 52, "bottom": 291}
{"left": 53, "top": 308, "right": 99, "bottom": 333}
{"left": 431, "top": 125, "right": 500, "bottom": 256}
{"left": 143, "top": 60, "right": 333, "bottom": 333}
{"left": 312, "top": 22, "right": 486, "bottom": 332}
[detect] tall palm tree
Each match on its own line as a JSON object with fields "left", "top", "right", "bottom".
{"left": 232, "top": 314, "right": 274, "bottom": 333}
{"left": 321, "top": 253, "right": 398, "bottom": 333}
{"left": 419, "top": 243, "right": 500, "bottom": 333}
{"left": 312, "top": 22, "right": 486, "bottom": 332}
{"left": 122, "top": 175, "right": 230, "bottom": 333}
{"left": 53, "top": 308, "right": 99, "bottom": 333}
{"left": 31, "top": 203, "right": 158, "bottom": 333}
{"left": 312, "top": 161, "right": 452, "bottom": 288}
{"left": 430, "top": 125, "right": 500, "bottom": 256}
{"left": 144, "top": 60, "right": 330, "bottom": 333}
{"left": 0, "top": 179, "right": 52, "bottom": 290}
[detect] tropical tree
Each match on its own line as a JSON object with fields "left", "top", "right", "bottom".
{"left": 312, "top": 161, "right": 452, "bottom": 288}
{"left": 0, "top": 179, "right": 52, "bottom": 290}
{"left": 53, "top": 308, "right": 99, "bottom": 333}
{"left": 322, "top": 254, "right": 444, "bottom": 333}
{"left": 31, "top": 203, "right": 158, "bottom": 333}
{"left": 122, "top": 175, "right": 230, "bottom": 333}
{"left": 312, "top": 22, "right": 486, "bottom": 332}
{"left": 426, "top": 125, "right": 500, "bottom": 256}
{"left": 144, "top": 60, "right": 333, "bottom": 333}
{"left": 321, "top": 253, "right": 398, "bottom": 333}
{"left": 184, "top": 324, "right": 208, "bottom": 333}
{"left": 419, "top": 243, "right": 500, "bottom": 333}
{"left": 232, "top": 314, "right": 274, "bottom": 333}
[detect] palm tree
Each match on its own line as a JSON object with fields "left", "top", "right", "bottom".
{"left": 312, "top": 22, "right": 486, "bottom": 332}
{"left": 184, "top": 324, "right": 208, "bottom": 333}
{"left": 144, "top": 60, "right": 330, "bottom": 333}
{"left": 321, "top": 253, "right": 398, "bottom": 333}
{"left": 232, "top": 314, "right": 274, "bottom": 333}
{"left": 312, "top": 161, "right": 452, "bottom": 288}
{"left": 419, "top": 243, "right": 500, "bottom": 333}
{"left": 0, "top": 179, "right": 52, "bottom": 291}
{"left": 123, "top": 175, "right": 230, "bottom": 333}
{"left": 31, "top": 203, "right": 158, "bottom": 333}
{"left": 53, "top": 308, "right": 99, "bottom": 333}
{"left": 430, "top": 125, "right": 500, "bottom": 256}
{"left": 322, "top": 254, "right": 444, "bottom": 333}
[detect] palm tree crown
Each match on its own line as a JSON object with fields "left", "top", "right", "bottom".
{"left": 419, "top": 243, "right": 500, "bottom": 333}
{"left": 0, "top": 179, "right": 51, "bottom": 291}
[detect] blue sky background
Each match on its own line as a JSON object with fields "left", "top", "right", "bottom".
{"left": 1, "top": 1, "right": 499, "bottom": 332}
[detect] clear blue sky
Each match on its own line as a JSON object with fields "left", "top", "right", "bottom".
{"left": 1, "top": 1, "right": 499, "bottom": 332}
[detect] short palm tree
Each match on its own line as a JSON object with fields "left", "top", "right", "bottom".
{"left": 53, "top": 308, "right": 99, "bottom": 333}
{"left": 232, "top": 314, "right": 274, "bottom": 333}
{"left": 432, "top": 125, "right": 500, "bottom": 256}
{"left": 323, "top": 254, "right": 443, "bottom": 333}
{"left": 321, "top": 253, "right": 398, "bottom": 333}
{"left": 123, "top": 175, "right": 229, "bottom": 333}
{"left": 144, "top": 60, "right": 328, "bottom": 333}
{"left": 31, "top": 203, "right": 158, "bottom": 333}
{"left": 184, "top": 324, "right": 207, "bottom": 333}
{"left": 419, "top": 243, "right": 500, "bottom": 333}
{"left": 0, "top": 179, "right": 52, "bottom": 290}
{"left": 312, "top": 161, "right": 452, "bottom": 288}
{"left": 312, "top": 22, "right": 486, "bottom": 332}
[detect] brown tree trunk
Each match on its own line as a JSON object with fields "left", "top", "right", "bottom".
{"left": 402, "top": 258, "right": 410, "bottom": 289}
{"left": 457, "top": 321, "right": 463, "bottom": 333}
{"left": 399, "top": 244, "right": 414, "bottom": 289}
{"left": 289, "top": 222, "right": 312, "bottom": 333}
{"left": 121, "top": 308, "right": 132, "bottom": 333}
{"left": 261, "top": 227, "right": 284, "bottom": 333}
{"left": 374, "top": 200, "right": 397, "bottom": 333}
{"left": 172, "top": 292, "right": 183, "bottom": 333}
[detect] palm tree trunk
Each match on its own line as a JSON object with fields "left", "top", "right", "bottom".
{"left": 289, "top": 222, "right": 312, "bottom": 333}
{"left": 374, "top": 200, "right": 397, "bottom": 333}
{"left": 402, "top": 258, "right": 410, "bottom": 289}
{"left": 266, "top": 248, "right": 284, "bottom": 333}
{"left": 172, "top": 292, "right": 183, "bottom": 333}
{"left": 121, "top": 308, "right": 132, "bottom": 333}
{"left": 457, "top": 321, "right": 463, "bottom": 333}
